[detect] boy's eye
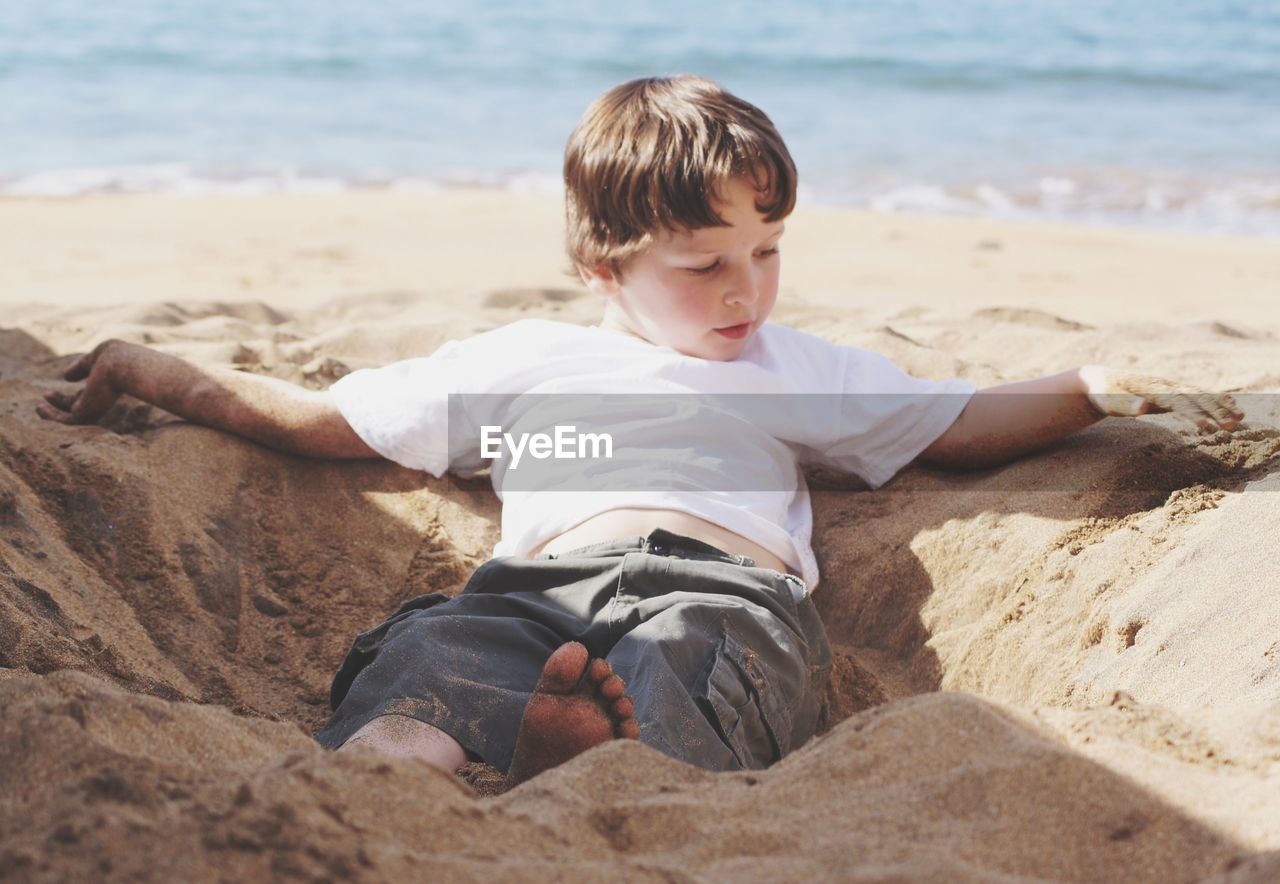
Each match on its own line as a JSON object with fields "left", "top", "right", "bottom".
{"left": 685, "top": 248, "right": 779, "bottom": 276}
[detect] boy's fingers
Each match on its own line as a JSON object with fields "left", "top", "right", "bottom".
{"left": 1203, "top": 395, "right": 1241, "bottom": 429}
{"left": 36, "top": 390, "right": 78, "bottom": 423}
{"left": 63, "top": 354, "right": 94, "bottom": 382}
{"left": 35, "top": 401, "right": 71, "bottom": 423}
{"left": 43, "top": 389, "right": 79, "bottom": 410}
{"left": 68, "top": 384, "right": 120, "bottom": 424}
{"left": 1217, "top": 393, "right": 1245, "bottom": 424}
{"left": 37, "top": 385, "right": 117, "bottom": 426}
{"left": 1164, "top": 394, "right": 1243, "bottom": 433}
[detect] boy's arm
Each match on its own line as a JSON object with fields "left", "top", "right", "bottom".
{"left": 915, "top": 366, "right": 1244, "bottom": 471}
{"left": 36, "top": 339, "right": 380, "bottom": 460}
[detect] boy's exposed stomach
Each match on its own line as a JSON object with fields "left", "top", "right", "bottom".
{"left": 531, "top": 508, "right": 793, "bottom": 576}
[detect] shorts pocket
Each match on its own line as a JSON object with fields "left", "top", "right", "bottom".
{"left": 778, "top": 572, "right": 808, "bottom": 600}
{"left": 696, "top": 631, "right": 793, "bottom": 770}
{"left": 763, "top": 570, "right": 806, "bottom": 613}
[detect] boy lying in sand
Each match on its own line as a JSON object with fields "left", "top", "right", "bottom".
{"left": 37, "top": 76, "right": 1243, "bottom": 788}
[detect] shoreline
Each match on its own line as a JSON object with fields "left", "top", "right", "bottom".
{"left": 5, "top": 164, "right": 1279, "bottom": 239}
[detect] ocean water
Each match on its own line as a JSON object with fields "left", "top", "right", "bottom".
{"left": 2, "top": 0, "right": 1278, "bottom": 233}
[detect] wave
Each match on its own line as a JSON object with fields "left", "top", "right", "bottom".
{"left": 560, "top": 53, "right": 1274, "bottom": 94}
{"left": 8, "top": 42, "right": 1277, "bottom": 96}
{"left": 5, "top": 163, "right": 1278, "bottom": 237}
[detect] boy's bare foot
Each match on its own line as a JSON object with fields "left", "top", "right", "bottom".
{"left": 504, "top": 642, "right": 639, "bottom": 788}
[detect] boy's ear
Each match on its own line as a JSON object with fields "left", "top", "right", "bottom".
{"left": 577, "top": 263, "right": 621, "bottom": 298}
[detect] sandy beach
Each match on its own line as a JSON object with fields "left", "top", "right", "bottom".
{"left": 2, "top": 189, "right": 1279, "bottom": 881}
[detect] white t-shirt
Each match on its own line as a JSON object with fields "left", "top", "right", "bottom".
{"left": 331, "top": 319, "right": 976, "bottom": 594}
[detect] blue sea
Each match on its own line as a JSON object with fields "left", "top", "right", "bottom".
{"left": 2, "top": 0, "right": 1278, "bottom": 234}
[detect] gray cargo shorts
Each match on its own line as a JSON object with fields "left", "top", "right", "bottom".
{"left": 314, "top": 528, "right": 834, "bottom": 774}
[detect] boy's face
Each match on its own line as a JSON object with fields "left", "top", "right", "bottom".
{"left": 583, "top": 176, "right": 785, "bottom": 361}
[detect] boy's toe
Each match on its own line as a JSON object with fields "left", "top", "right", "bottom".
{"left": 598, "top": 674, "right": 626, "bottom": 701}
{"left": 537, "top": 642, "right": 590, "bottom": 694}
{"left": 586, "top": 658, "right": 613, "bottom": 685}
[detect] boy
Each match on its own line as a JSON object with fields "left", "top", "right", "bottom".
{"left": 37, "top": 76, "right": 1243, "bottom": 787}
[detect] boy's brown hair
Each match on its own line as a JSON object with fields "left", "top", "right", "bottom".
{"left": 564, "top": 75, "right": 797, "bottom": 279}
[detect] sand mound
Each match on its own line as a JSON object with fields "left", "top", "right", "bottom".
{"left": 3, "top": 290, "right": 1279, "bottom": 881}
{"left": 3, "top": 670, "right": 1276, "bottom": 881}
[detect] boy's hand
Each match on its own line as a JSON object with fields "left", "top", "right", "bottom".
{"left": 1078, "top": 365, "right": 1244, "bottom": 432}
{"left": 36, "top": 340, "right": 124, "bottom": 425}
{"left": 36, "top": 338, "right": 378, "bottom": 460}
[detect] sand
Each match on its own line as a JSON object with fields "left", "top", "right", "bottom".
{"left": 1, "top": 190, "right": 1278, "bottom": 881}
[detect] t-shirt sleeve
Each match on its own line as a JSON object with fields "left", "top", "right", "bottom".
{"left": 327, "top": 340, "right": 482, "bottom": 477}
{"left": 805, "top": 346, "right": 977, "bottom": 489}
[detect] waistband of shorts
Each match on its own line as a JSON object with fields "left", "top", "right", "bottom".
{"left": 538, "top": 527, "right": 757, "bottom": 568}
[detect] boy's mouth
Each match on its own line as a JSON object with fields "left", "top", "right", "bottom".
{"left": 714, "top": 322, "right": 752, "bottom": 340}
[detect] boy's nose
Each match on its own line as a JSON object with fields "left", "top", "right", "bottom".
{"left": 723, "top": 263, "right": 760, "bottom": 306}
